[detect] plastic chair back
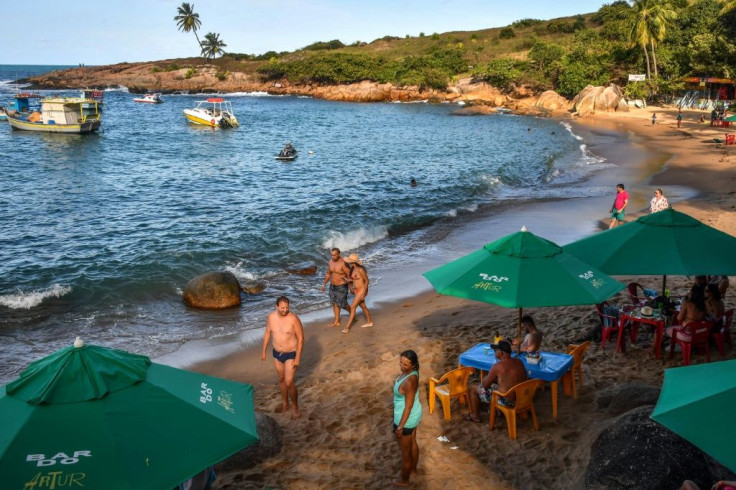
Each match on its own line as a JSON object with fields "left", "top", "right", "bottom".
{"left": 428, "top": 366, "right": 474, "bottom": 421}
{"left": 489, "top": 379, "right": 543, "bottom": 439}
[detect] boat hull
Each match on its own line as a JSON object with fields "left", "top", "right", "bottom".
{"left": 7, "top": 115, "right": 101, "bottom": 134}
{"left": 275, "top": 155, "right": 298, "bottom": 161}
{"left": 183, "top": 110, "right": 219, "bottom": 127}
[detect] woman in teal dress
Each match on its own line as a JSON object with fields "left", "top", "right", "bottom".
{"left": 393, "top": 349, "right": 422, "bottom": 487}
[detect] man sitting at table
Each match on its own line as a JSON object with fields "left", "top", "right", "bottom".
{"left": 464, "top": 340, "right": 527, "bottom": 423}
{"left": 512, "top": 315, "right": 543, "bottom": 354}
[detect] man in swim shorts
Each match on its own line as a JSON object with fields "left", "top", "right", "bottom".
{"left": 261, "top": 296, "right": 304, "bottom": 419}
{"left": 321, "top": 247, "right": 352, "bottom": 327}
{"left": 609, "top": 183, "right": 629, "bottom": 228}
{"left": 464, "top": 340, "right": 527, "bottom": 422}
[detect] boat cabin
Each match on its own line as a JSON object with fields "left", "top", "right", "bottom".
{"left": 40, "top": 97, "right": 101, "bottom": 125}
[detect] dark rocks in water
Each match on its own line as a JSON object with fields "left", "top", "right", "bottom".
{"left": 240, "top": 280, "right": 266, "bottom": 295}
{"left": 595, "top": 381, "right": 661, "bottom": 416}
{"left": 585, "top": 405, "right": 735, "bottom": 489}
{"left": 216, "top": 412, "right": 283, "bottom": 471}
{"left": 284, "top": 262, "right": 318, "bottom": 276}
{"left": 183, "top": 271, "right": 241, "bottom": 309}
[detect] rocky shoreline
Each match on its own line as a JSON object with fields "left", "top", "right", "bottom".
{"left": 23, "top": 61, "right": 574, "bottom": 116}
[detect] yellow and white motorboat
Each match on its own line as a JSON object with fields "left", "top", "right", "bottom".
{"left": 183, "top": 97, "right": 238, "bottom": 128}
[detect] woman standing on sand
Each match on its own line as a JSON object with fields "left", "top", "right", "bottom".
{"left": 650, "top": 188, "right": 670, "bottom": 213}
{"left": 342, "top": 253, "right": 373, "bottom": 333}
{"left": 393, "top": 350, "right": 422, "bottom": 487}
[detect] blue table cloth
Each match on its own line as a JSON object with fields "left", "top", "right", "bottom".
{"left": 459, "top": 343, "right": 573, "bottom": 382}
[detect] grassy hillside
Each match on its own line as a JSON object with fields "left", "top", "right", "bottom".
{"left": 162, "top": 1, "right": 736, "bottom": 99}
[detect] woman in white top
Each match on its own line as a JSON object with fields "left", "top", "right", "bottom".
{"left": 650, "top": 188, "right": 669, "bottom": 213}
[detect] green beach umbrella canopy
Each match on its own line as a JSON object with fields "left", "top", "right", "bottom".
{"left": 422, "top": 227, "right": 625, "bottom": 337}
{"left": 724, "top": 114, "right": 736, "bottom": 122}
{"left": 651, "top": 359, "right": 736, "bottom": 472}
{"left": 563, "top": 208, "right": 736, "bottom": 289}
{"left": 0, "top": 338, "right": 258, "bottom": 490}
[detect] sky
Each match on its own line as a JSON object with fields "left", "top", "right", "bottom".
{"left": 4, "top": 1, "right": 610, "bottom": 66}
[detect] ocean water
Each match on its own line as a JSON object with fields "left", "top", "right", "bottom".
{"left": 0, "top": 65, "right": 613, "bottom": 382}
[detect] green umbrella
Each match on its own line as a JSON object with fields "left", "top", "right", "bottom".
{"left": 422, "top": 227, "right": 624, "bottom": 338}
{"left": 0, "top": 338, "right": 258, "bottom": 490}
{"left": 651, "top": 359, "right": 736, "bottom": 472}
{"left": 724, "top": 114, "right": 736, "bottom": 122}
{"left": 563, "top": 208, "right": 736, "bottom": 291}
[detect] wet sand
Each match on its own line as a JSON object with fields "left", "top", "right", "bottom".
{"left": 191, "top": 106, "right": 736, "bottom": 489}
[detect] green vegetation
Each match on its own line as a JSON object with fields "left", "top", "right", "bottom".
{"left": 174, "top": 0, "right": 736, "bottom": 100}
{"left": 185, "top": 68, "right": 196, "bottom": 79}
{"left": 174, "top": 3, "right": 202, "bottom": 53}
{"left": 201, "top": 32, "right": 227, "bottom": 60}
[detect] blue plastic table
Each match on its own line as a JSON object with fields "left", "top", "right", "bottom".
{"left": 459, "top": 343, "right": 574, "bottom": 418}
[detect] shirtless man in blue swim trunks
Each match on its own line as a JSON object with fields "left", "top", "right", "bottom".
{"left": 464, "top": 340, "right": 527, "bottom": 423}
{"left": 261, "top": 296, "right": 305, "bottom": 419}
{"left": 321, "top": 247, "right": 352, "bottom": 327}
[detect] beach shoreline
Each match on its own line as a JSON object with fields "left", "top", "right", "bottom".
{"left": 187, "top": 106, "right": 736, "bottom": 489}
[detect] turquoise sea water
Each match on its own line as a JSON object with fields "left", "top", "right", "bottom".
{"left": 0, "top": 65, "right": 612, "bottom": 382}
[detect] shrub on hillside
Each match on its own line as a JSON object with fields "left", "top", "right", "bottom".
{"left": 499, "top": 27, "right": 515, "bottom": 39}
{"left": 303, "top": 39, "right": 345, "bottom": 51}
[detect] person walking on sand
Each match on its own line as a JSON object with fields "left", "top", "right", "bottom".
{"left": 650, "top": 188, "right": 669, "bottom": 213}
{"left": 261, "top": 296, "right": 304, "bottom": 419}
{"left": 652, "top": 112, "right": 657, "bottom": 125}
{"left": 393, "top": 350, "right": 422, "bottom": 487}
{"left": 342, "top": 253, "right": 373, "bottom": 333}
{"left": 677, "top": 111, "right": 683, "bottom": 128}
{"left": 321, "top": 247, "right": 351, "bottom": 327}
{"left": 609, "top": 183, "right": 629, "bottom": 228}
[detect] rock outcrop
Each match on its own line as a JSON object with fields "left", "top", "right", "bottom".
{"left": 594, "top": 381, "right": 661, "bottom": 416}
{"left": 535, "top": 90, "right": 571, "bottom": 112}
{"left": 21, "top": 63, "right": 574, "bottom": 110}
{"left": 216, "top": 412, "right": 283, "bottom": 472}
{"left": 585, "top": 405, "right": 736, "bottom": 489}
{"left": 571, "top": 83, "right": 627, "bottom": 117}
{"left": 183, "top": 271, "right": 241, "bottom": 309}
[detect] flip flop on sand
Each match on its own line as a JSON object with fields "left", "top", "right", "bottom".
{"left": 328, "top": 322, "right": 340, "bottom": 327}
{"left": 463, "top": 414, "right": 482, "bottom": 423}
{"left": 342, "top": 328, "right": 350, "bottom": 334}
{"left": 360, "top": 322, "right": 373, "bottom": 328}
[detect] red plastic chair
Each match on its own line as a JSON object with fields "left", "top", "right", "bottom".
{"left": 712, "top": 309, "right": 734, "bottom": 357}
{"left": 627, "top": 282, "right": 648, "bottom": 306}
{"left": 726, "top": 134, "right": 735, "bottom": 145}
{"left": 668, "top": 320, "right": 713, "bottom": 366}
{"left": 596, "top": 302, "right": 625, "bottom": 352}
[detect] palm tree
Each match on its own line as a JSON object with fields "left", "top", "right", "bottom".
{"left": 174, "top": 3, "right": 202, "bottom": 52}
{"left": 201, "top": 32, "right": 227, "bottom": 60}
{"left": 628, "top": 0, "right": 677, "bottom": 79}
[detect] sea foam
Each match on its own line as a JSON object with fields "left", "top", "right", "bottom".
{"left": 0, "top": 284, "right": 71, "bottom": 309}
{"left": 321, "top": 226, "right": 388, "bottom": 252}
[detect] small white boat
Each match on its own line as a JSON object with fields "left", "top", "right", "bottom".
{"left": 6, "top": 97, "right": 101, "bottom": 134}
{"left": 133, "top": 93, "right": 163, "bottom": 104}
{"left": 183, "top": 97, "right": 238, "bottom": 128}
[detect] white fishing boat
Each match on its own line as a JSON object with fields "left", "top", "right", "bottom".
{"left": 133, "top": 93, "right": 163, "bottom": 104}
{"left": 183, "top": 97, "right": 238, "bottom": 128}
{"left": 6, "top": 97, "right": 102, "bottom": 134}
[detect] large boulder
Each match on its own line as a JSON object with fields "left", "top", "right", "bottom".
{"left": 183, "top": 271, "right": 241, "bottom": 309}
{"left": 535, "top": 90, "right": 571, "bottom": 112}
{"left": 595, "top": 381, "right": 660, "bottom": 416}
{"left": 216, "top": 412, "right": 283, "bottom": 471}
{"left": 585, "top": 405, "right": 735, "bottom": 489}
{"left": 572, "top": 83, "right": 626, "bottom": 117}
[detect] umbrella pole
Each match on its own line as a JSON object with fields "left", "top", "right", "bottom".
{"left": 662, "top": 275, "right": 667, "bottom": 295}
{"left": 517, "top": 308, "right": 522, "bottom": 341}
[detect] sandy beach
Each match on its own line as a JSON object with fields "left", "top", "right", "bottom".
{"left": 193, "top": 106, "right": 736, "bottom": 489}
